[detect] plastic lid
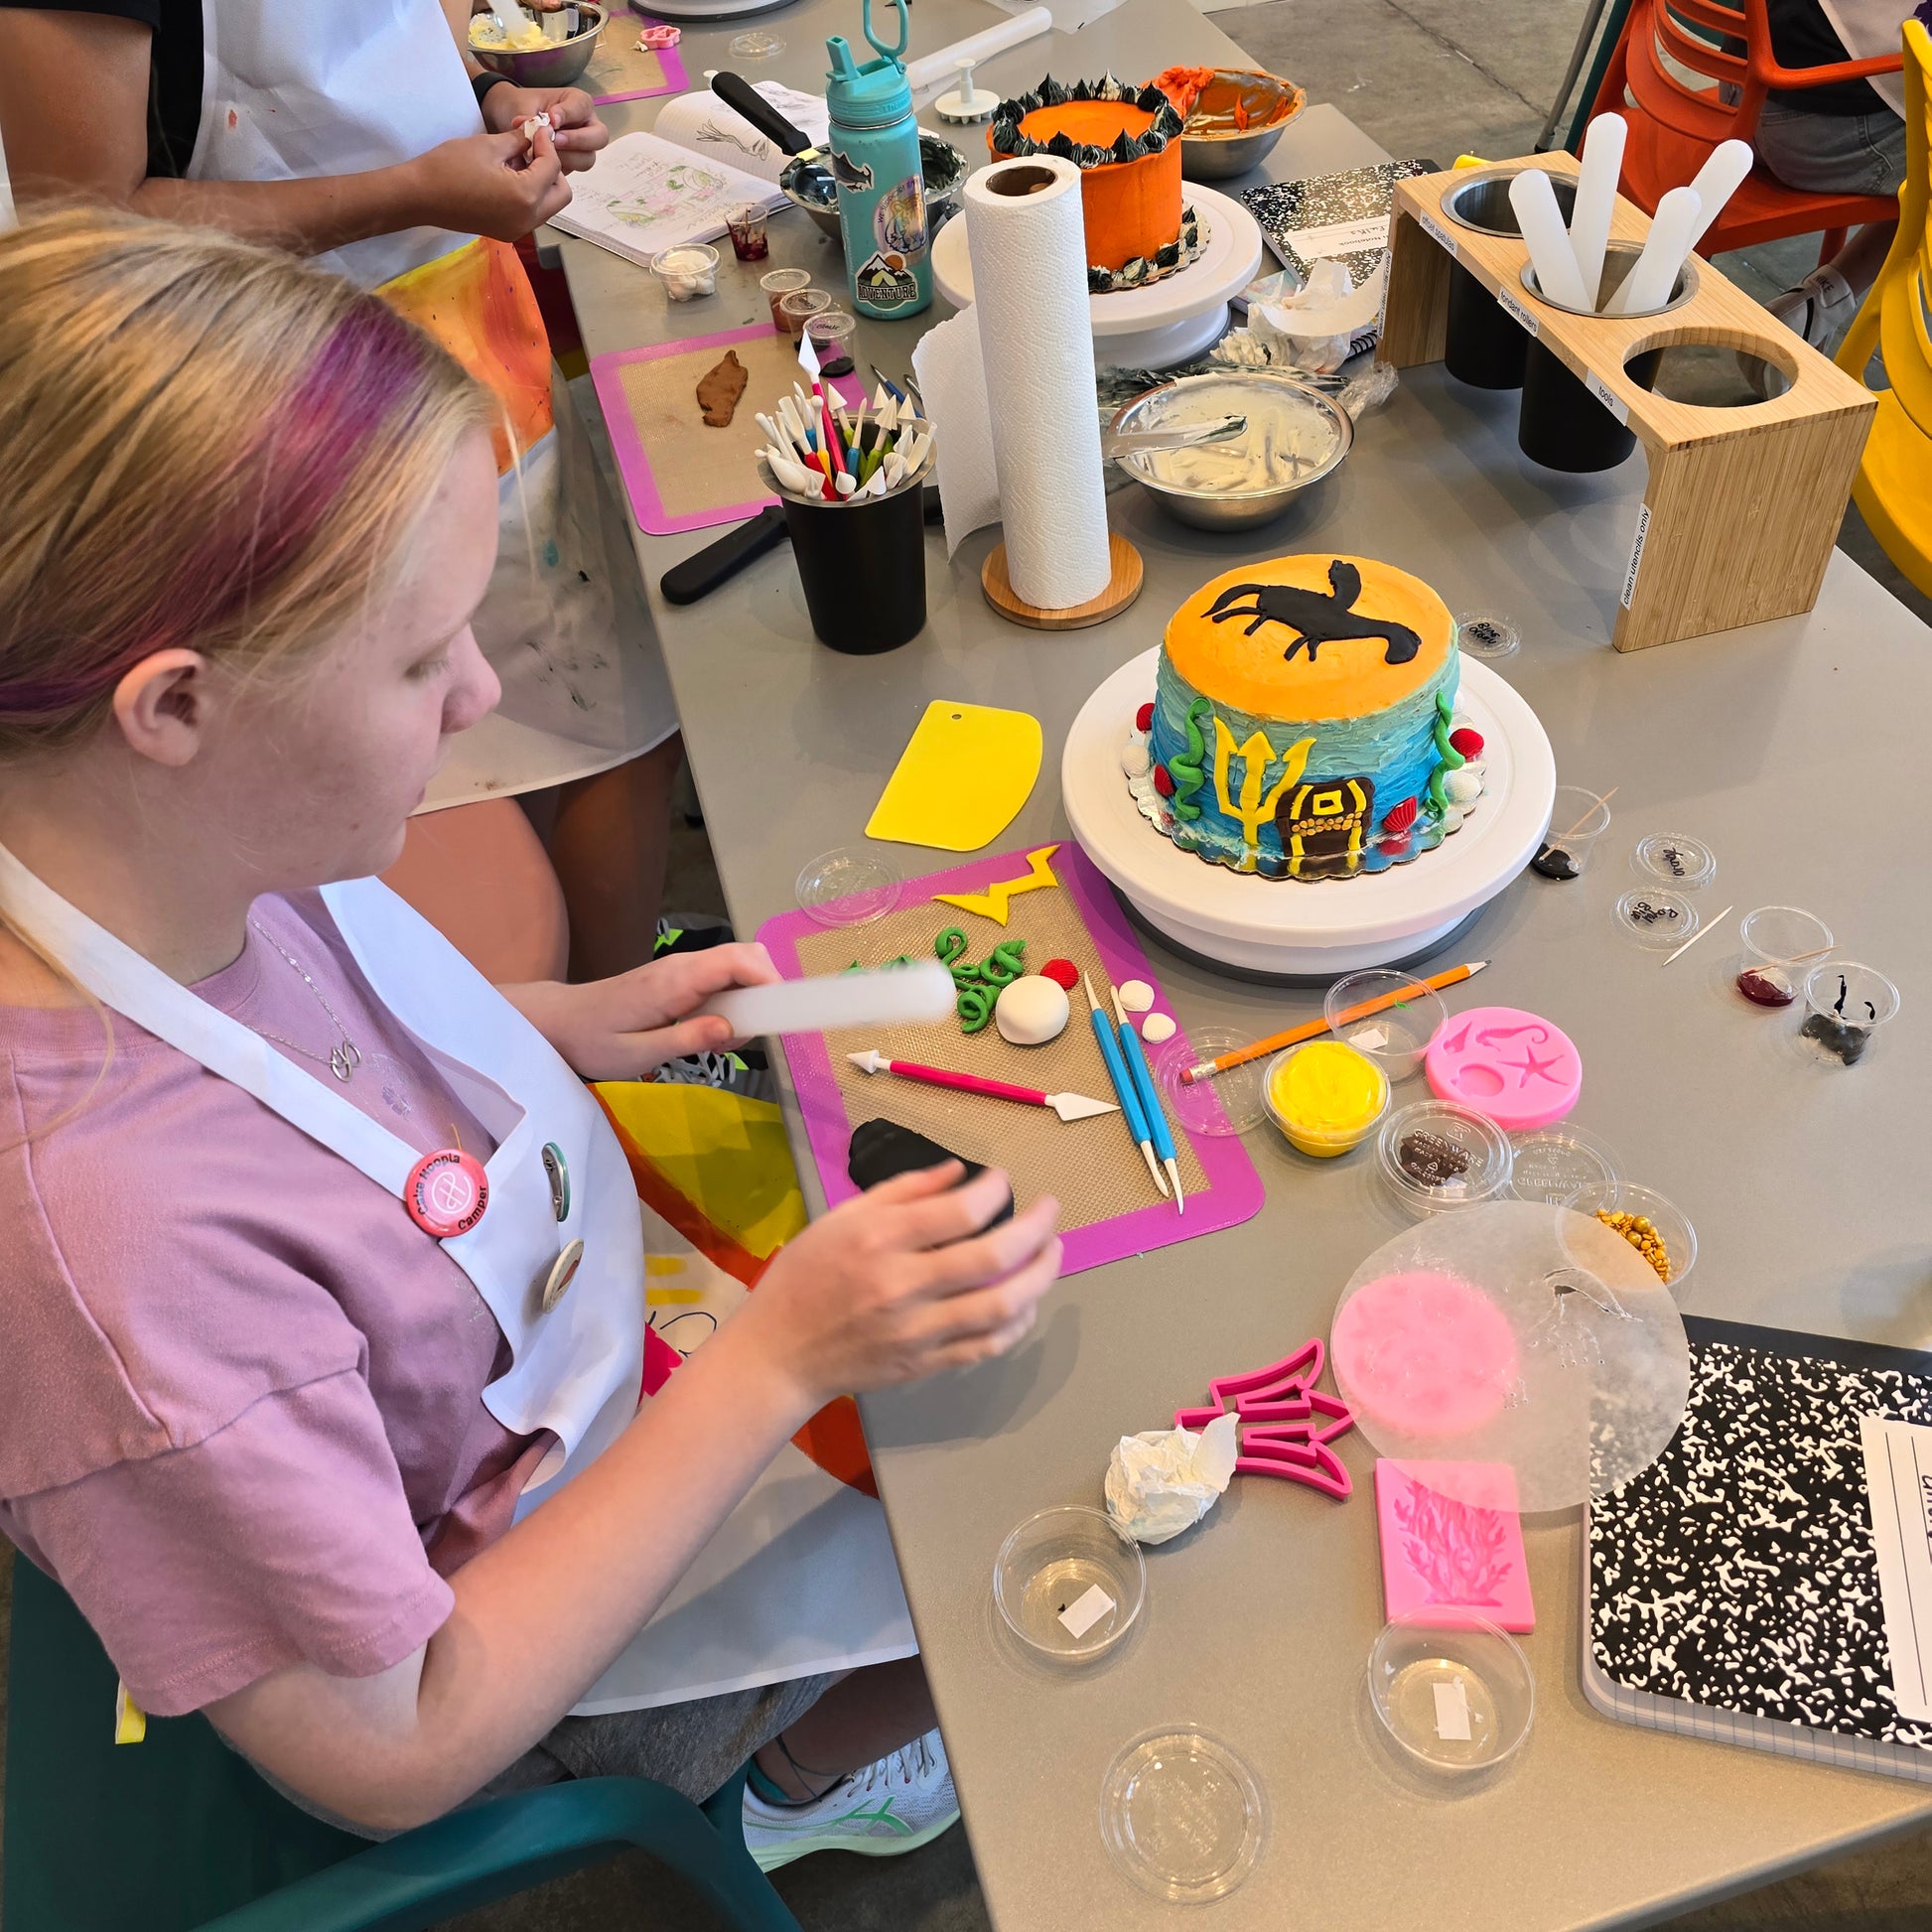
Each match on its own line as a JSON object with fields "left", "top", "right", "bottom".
{"left": 1155, "top": 1029, "right": 1267, "bottom": 1137}
{"left": 1614, "top": 888, "right": 1699, "bottom": 950}
{"left": 1377, "top": 1099, "right": 1514, "bottom": 1215}
{"left": 796, "top": 846, "right": 902, "bottom": 926}
{"left": 1454, "top": 612, "right": 1521, "bottom": 660}
{"left": 825, "top": 34, "right": 910, "bottom": 127}
{"left": 1330, "top": 1201, "right": 1691, "bottom": 1512}
{"left": 1631, "top": 832, "right": 1716, "bottom": 891}
{"left": 1508, "top": 1121, "right": 1621, "bottom": 1212}
{"left": 1099, "top": 1727, "right": 1265, "bottom": 1902}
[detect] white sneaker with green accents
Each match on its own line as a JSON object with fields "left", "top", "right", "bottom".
{"left": 741, "top": 1730, "right": 960, "bottom": 1871}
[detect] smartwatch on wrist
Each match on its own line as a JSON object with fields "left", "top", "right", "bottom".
{"left": 472, "top": 71, "right": 512, "bottom": 109}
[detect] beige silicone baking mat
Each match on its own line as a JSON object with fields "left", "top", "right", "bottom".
{"left": 583, "top": 31, "right": 679, "bottom": 101}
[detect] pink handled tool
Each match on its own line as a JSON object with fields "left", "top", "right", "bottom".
{"left": 847, "top": 1047, "right": 1119, "bottom": 1123}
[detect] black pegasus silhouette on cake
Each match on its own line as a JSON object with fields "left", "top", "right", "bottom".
{"left": 1202, "top": 559, "right": 1422, "bottom": 666}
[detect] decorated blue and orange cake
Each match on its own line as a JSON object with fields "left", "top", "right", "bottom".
{"left": 1123, "top": 555, "right": 1488, "bottom": 880}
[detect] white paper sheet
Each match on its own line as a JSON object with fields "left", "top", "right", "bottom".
{"left": 649, "top": 82, "right": 832, "bottom": 186}
{"left": 547, "top": 129, "right": 786, "bottom": 267}
{"left": 1860, "top": 1415, "right": 1932, "bottom": 1724}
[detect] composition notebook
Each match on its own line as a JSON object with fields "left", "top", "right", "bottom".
{"left": 1586, "top": 1315, "right": 1932, "bottom": 1783}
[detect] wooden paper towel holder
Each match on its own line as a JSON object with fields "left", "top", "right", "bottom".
{"left": 982, "top": 533, "right": 1144, "bottom": 630}
{"left": 1378, "top": 154, "right": 1876, "bottom": 652}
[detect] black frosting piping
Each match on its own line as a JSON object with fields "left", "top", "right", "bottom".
{"left": 988, "top": 73, "right": 1185, "bottom": 167}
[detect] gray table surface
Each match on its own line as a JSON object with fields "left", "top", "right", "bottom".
{"left": 560, "top": 4, "right": 1932, "bottom": 1924}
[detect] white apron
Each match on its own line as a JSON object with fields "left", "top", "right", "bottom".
{"left": 186, "top": 0, "right": 678, "bottom": 800}
{"left": 0, "top": 848, "right": 914, "bottom": 1711}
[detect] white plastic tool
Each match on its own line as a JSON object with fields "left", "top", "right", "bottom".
{"left": 934, "top": 58, "right": 998, "bottom": 123}
{"left": 1510, "top": 168, "right": 1593, "bottom": 314}
{"left": 1567, "top": 114, "right": 1627, "bottom": 313}
{"left": 1684, "top": 139, "right": 1754, "bottom": 252}
{"left": 702, "top": 960, "right": 956, "bottom": 1037}
{"left": 1603, "top": 185, "right": 1702, "bottom": 317}
{"left": 904, "top": 7, "right": 1051, "bottom": 106}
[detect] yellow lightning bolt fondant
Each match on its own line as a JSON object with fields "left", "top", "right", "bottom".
{"left": 930, "top": 844, "right": 1061, "bottom": 926}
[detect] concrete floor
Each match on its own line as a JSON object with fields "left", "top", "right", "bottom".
{"left": 5, "top": 0, "right": 1931, "bottom": 1926}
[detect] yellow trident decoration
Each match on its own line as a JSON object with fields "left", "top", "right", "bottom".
{"left": 1212, "top": 720, "right": 1315, "bottom": 868}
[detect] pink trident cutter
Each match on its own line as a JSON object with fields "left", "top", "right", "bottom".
{"left": 1172, "top": 1338, "right": 1357, "bottom": 1500}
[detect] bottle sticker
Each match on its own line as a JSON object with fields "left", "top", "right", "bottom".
{"left": 854, "top": 249, "right": 922, "bottom": 311}
{"left": 1621, "top": 504, "right": 1651, "bottom": 609}
{"left": 1586, "top": 371, "right": 1630, "bottom": 423}
{"left": 874, "top": 174, "right": 928, "bottom": 257}
{"left": 1496, "top": 287, "right": 1540, "bottom": 337}
{"left": 1418, "top": 210, "right": 1456, "bottom": 257}
{"left": 829, "top": 148, "right": 875, "bottom": 192}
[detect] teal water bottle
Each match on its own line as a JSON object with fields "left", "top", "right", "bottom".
{"left": 824, "top": 0, "right": 931, "bottom": 320}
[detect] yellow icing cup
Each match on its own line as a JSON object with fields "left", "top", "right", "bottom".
{"left": 1264, "top": 1039, "right": 1390, "bottom": 1159}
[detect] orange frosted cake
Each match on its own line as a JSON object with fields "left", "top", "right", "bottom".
{"left": 1121, "top": 556, "right": 1490, "bottom": 880}
{"left": 987, "top": 75, "right": 1194, "bottom": 285}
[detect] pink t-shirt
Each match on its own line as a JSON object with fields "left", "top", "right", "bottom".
{"left": 0, "top": 891, "right": 552, "bottom": 1716}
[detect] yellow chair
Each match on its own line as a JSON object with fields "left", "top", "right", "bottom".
{"left": 1837, "top": 19, "right": 1932, "bottom": 600}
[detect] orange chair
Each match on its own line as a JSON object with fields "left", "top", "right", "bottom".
{"left": 1588, "top": 0, "right": 1902, "bottom": 260}
{"left": 1836, "top": 20, "right": 1932, "bottom": 599}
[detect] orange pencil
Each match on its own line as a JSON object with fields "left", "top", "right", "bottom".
{"left": 1180, "top": 960, "right": 1489, "bottom": 1084}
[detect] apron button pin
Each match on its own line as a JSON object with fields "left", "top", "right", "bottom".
{"left": 403, "top": 1148, "right": 489, "bottom": 1239}
{"left": 541, "top": 1237, "right": 586, "bottom": 1312}
{"left": 542, "top": 1141, "right": 571, "bottom": 1221}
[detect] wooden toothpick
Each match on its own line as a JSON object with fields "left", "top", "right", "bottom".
{"left": 1664, "top": 903, "right": 1731, "bottom": 965}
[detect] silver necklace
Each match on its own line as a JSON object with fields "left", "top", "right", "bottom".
{"left": 248, "top": 920, "right": 362, "bottom": 1081}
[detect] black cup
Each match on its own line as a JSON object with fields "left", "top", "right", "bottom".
{"left": 1440, "top": 173, "right": 1577, "bottom": 391}
{"left": 771, "top": 427, "right": 929, "bottom": 653}
{"left": 1515, "top": 243, "right": 1691, "bottom": 473}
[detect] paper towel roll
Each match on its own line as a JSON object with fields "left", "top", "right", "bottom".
{"left": 961, "top": 156, "right": 1112, "bottom": 611}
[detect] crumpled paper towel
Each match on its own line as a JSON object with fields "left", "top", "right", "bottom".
{"left": 1248, "top": 258, "right": 1390, "bottom": 374}
{"left": 1104, "top": 1411, "right": 1240, "bottom": 1545}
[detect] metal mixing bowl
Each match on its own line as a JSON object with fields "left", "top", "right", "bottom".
{"left": 1109, "top": 370, "right": 1351, "bottom": 529}
{"left": 779, "top": 133, "right": 968, "bottom": 246}
{"left": 1177, "top": 68, "right": 1306, "bottom": 182}
{"left": 470, "top": 1, "right": 607, "bottom": 87}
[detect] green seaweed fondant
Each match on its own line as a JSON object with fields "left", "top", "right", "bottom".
{"left": 1427, "top": 690, "right": 1464, "bottom": 814}
{"left": 1169, "top": 696, "right": 1212, "bottom": 823}
{"left": 935, "top": 927, "right": 1025, "bottom": 1034}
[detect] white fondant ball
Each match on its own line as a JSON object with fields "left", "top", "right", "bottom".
{"left": 1446, "top": 766, "right": 1483, "bottom": 805}
{"left": 995, "top": 975, "right": 1070, "bottom": 1045}
{"left": 1121, "top": 738, "right": 1151, "bottom": 778}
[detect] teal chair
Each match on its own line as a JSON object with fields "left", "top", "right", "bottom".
{"left": 3, "top": 1556, "right": 802, "bottom": 1932}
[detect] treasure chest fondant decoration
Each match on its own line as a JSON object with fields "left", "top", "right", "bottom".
{"left": 1277, "top": 774, "right": 1375, "bottom": 879}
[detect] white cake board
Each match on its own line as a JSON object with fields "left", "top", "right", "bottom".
{"left": 930, "top": 182, "right": 1264, "bottom": 369}
{"left": 1061, "top": 651, "right": 1557, "bottom": 977}
{"left": 643, "top": 0, "right": 787, "bottom": 19}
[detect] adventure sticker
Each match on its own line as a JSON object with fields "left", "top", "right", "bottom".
{"left": 873, "top": 172, "right": 927, "bottom": 257}
{"left": 854, "top": 248, "right": 921, "bottom": 311}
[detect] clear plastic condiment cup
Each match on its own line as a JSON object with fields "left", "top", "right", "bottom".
{"left": 760, "top": 267, "right": 812, "bottom": 333}
{"left": 1323, "top": 969, "right": 1448, "bottom": 1083}
{"left": 1734, "top": 905, "right": 1833, "bottom": 1009}
{"left": 651, "top": 243, "right": 718, "bottom": 301}
{"left": 778, "top": 287, "right": 833, "bottom": 341}
{"left": 1799, "top": 960, "right": 1898, "bottom": 1067}
{"left": 1534, "top": 785, "right": 1612, "bottom": 879}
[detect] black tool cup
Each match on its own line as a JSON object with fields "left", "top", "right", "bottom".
{"left": 1440, "top": 173, "right": 1577, "bottom": 390}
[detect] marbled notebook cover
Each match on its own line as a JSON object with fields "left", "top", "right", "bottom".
{"left": 1586, "top": 1316, "right": 1932, "bottom": 1781}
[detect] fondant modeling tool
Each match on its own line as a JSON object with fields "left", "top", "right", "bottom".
{"left": 1111, "top": 983, "right": 1183, "bottom": 1212}
{"left": 866, "top": 703, "right": 1044, "bottom": 851}
{"left": 1567, "top": 114, "right": 1626, "bottom": 308}
{"left": 1663, "top": 903, "right": 1730, "bottom": 965}
{"left": 701, "top": 959, "right": 954, "bottom": 1035}
{"left": 1684, "top": 139, "right": 1754, "bottom": 251}
{"left": 1181, "top": 962, "right": 1488, "bottom": 1084}
{"left": 847, "top": 1048, "right": 1118, "bottom": 1121}
{"left": 1084, "top": 973, "right": 1168, "bottom": 1197}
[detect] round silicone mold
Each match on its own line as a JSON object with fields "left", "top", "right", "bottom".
{"left": 1424, "top": 1006, "right": 1581, "bottom": 1132}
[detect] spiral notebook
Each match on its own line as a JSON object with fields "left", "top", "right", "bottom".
{"left": 1585, "top": 1315, "right": 1932, "bottom": 1783}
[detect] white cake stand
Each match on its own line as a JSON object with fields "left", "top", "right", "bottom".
{"left": 929, "top": 182, "right": 1264, "bottom": 369}
{"left": 1061, "top": 650, "right": 1557, "bottom": 978}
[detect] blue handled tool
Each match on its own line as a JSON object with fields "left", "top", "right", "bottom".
{"left": 1083, "top": 973, "right": 1168, "bottom": 1199}
{"left": 1111, "top": 982, "right": 1183, "bottom": 1213}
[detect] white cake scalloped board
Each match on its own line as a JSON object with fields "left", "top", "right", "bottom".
{"left": 1061, "top": 650, "right": 1557, "bottom": 977}
{"left": 930, "top": 182, "right": 1264, "bottom": 367}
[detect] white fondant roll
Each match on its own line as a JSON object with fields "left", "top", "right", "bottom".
{"left": 961, "top": 156, "right": 1111, "bottom": 611}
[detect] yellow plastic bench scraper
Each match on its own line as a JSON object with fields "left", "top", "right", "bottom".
{"left": 865, "top": 700, "right": 1042, "bottom": 851}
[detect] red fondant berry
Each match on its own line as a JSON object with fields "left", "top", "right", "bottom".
{"left": 1382, "top": 795, "right": 1418, "bottom": 835}
{"left": 1449, "top": 728, "right": 1485, "bottom": 759}
{"left": 1040, "top": 958, "right": 1080, "bottom": 991}
{"left": 1135, "top": 702, "right": 1156, "bottom": 733}
{"left": 1153, "top": 763, "right": 1175, "bottom": 797}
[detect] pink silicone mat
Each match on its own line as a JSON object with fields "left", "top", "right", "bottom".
{"left": 757, "top": 842, "right": 1266, "bottom": 1276}
{"left": 593, "top": 325, "right": 866, "bottom": 536}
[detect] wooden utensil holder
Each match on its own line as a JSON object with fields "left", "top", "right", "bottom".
{"left": 1379, "top": 155, "right": 1877, "bottom": 652}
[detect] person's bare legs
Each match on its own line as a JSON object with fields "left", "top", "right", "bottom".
{"left": 753, "top": 1657, "right": 938, "bottom": 1799}
{"left": 540, "top": 734, "right": 683, "bottom": 983}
